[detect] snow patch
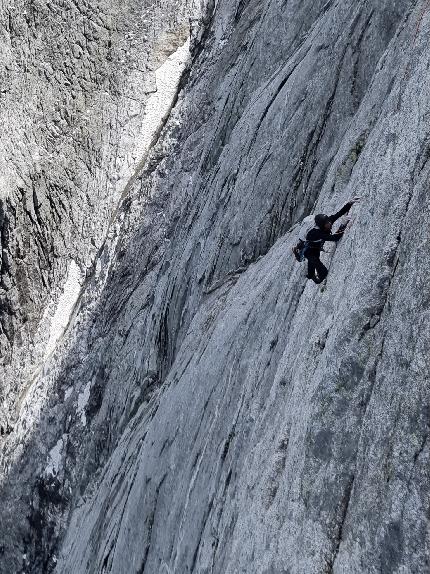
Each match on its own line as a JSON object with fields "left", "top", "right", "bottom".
{"left": 115, "top": 37, "right": 191, "bottom": 193}
{"left": 45, "top": 436, "right": 64, "bottom": 477}
{"left": 140, "top": 38, "right": 190, "bottom": 151}
{"left": 45, "top": 260, "right": 83, "bottom": 358}
{"left": 77, "top": 380, "right": 92, "bottom": 426}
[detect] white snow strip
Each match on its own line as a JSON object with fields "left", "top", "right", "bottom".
{"left": 140, "top": 38, "right": 190, "bottom": 152}
{"left": 77, "top": 380, "right": 92, "bottom": 426}
{"left": 45, "top": 436, "right": 64, "bottom": 477}
{"left": 45, "top": 260, "right": 83, "bottom": 358}
{"left": 115, "top": 37, "right": 191, "bottom": 193}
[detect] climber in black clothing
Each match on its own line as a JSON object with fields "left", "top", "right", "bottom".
{"left": 305, "top": 197, "right": 360, "bottom": 284}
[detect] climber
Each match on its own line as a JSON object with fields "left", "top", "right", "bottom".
{"left": 293, "top": 197, "right": 360, "bottom": 284}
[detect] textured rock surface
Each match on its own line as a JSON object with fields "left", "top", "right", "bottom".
{"left": 1, "top": 0, "right": 430, "bottom": 573}
{"left": 0, "top": 0, "right": 200, "bottom": 430}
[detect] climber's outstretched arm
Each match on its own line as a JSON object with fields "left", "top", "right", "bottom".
{"left": 329, "top": 196, "right": 360, "bottom": 224}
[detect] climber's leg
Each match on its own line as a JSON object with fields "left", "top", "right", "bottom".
{"left": 306, "top": 254, "right": 327, "bottom": 284}
{"left": 306, "top": 255, "right": 317, "bottom": 281}
{"left": 314, "top": 258, "right": 328, "bottom": 283}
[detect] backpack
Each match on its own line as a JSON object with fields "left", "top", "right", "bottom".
{"left": 292, "top": 215, "right": 316, "bottom": 262}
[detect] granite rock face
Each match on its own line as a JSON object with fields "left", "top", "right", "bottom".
{"left": 0, "top": 0, "right": 200, "bottom": 430}
{"left": 1, "top": 0, "right": 430, "bottom": 573}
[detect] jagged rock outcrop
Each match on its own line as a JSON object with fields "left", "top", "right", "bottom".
{"left": 1, "top": 0, "right": 430, "bottom": 573}
{"left": 0, "top": 0, "right": 200, "bottom": 431}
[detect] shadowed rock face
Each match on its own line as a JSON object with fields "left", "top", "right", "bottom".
{"left": 1, "top": 0, "right": 429, "bottom": 573}
{"left": 0, "top": 0, "right": 196, "bottom": 430}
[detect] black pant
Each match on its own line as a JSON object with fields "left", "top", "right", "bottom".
{"left": 305, "top": 252, "right": 328, "bottom": 284}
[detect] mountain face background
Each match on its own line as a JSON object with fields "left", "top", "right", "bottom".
{"left": 1, "top": 0, "right": 429, "bottom": 572}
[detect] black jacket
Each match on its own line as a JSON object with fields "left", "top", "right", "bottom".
{"left": 305, "top": 202, "right": 352, "bottom": 253}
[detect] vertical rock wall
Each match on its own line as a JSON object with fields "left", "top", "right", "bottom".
{"left": 0, "top": 0, "right": 201, "bottom": 432}
{"left": 1, "top": 0, "right": 429, "bottom": 573}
